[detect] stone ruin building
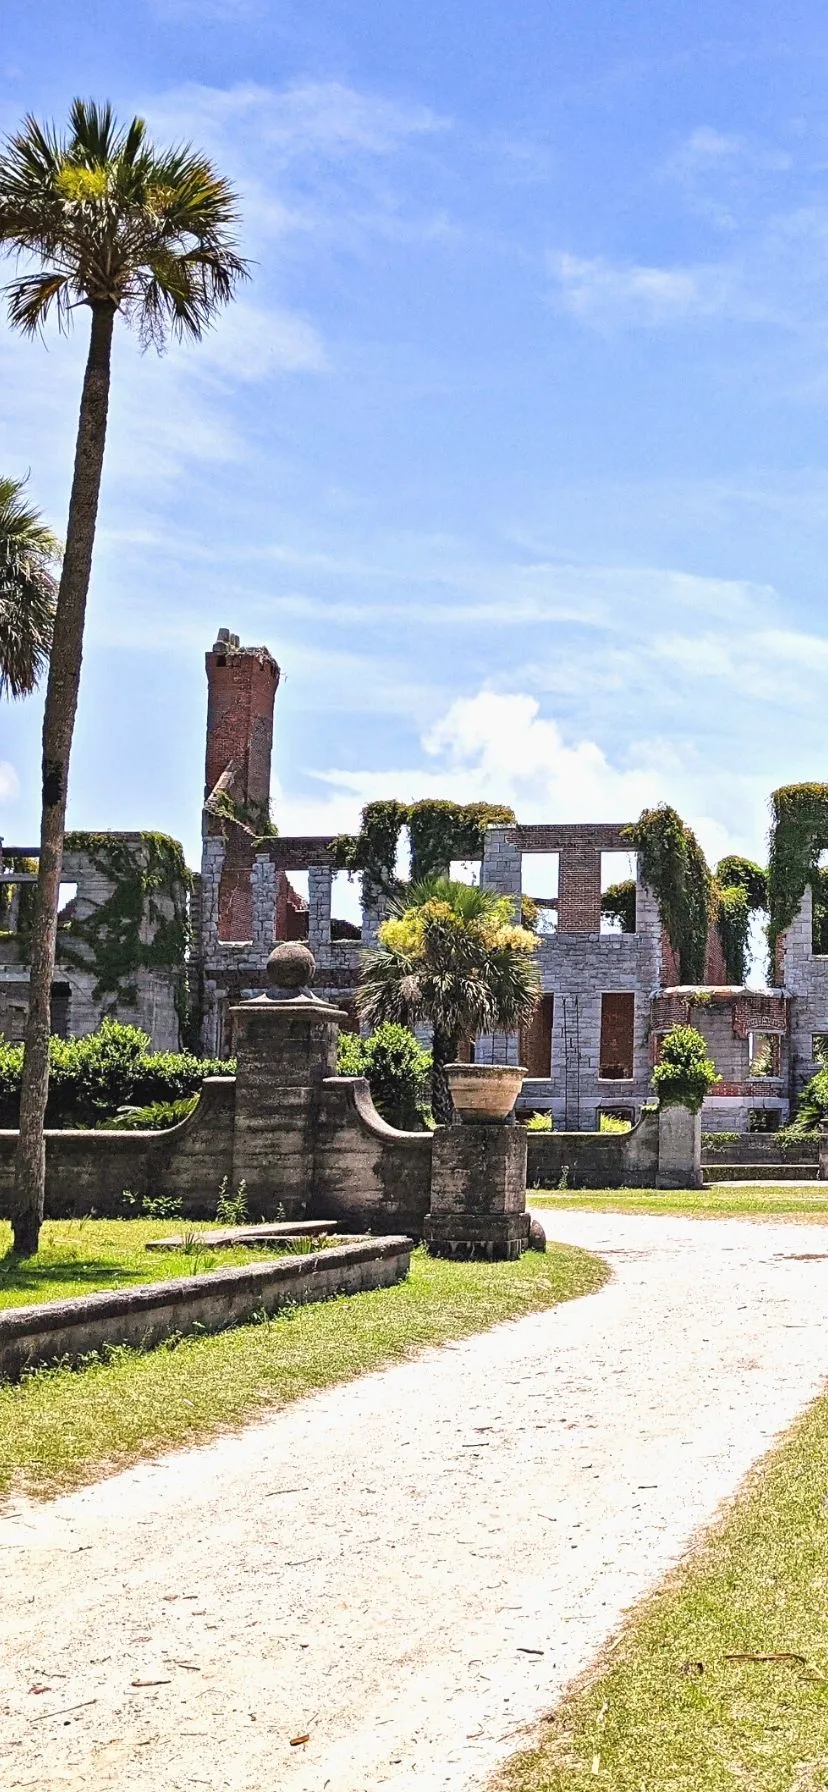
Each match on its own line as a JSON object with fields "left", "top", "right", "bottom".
{"left": 2, "top": 623, "right": 828, "bottom": 1134}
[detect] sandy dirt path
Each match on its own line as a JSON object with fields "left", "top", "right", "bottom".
{"left": 3, "top": 1211, "right": 828, "bottom": 1792}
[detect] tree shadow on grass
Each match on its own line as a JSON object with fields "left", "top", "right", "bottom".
{"left": 0, "top": 1250, "right": 162, "bottom": 1302}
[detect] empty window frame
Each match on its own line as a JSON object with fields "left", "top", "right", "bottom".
{"left": 600, "top": 851, "right": 637, "bottom": 936}
{"left": 275, "top": 868, "right": 309, "bottom": 942}
{"left": 521, "top": 852, "right": 558, "bottom": 936}
{"left": 520, "top": 993, "right": 554, "bottom": 1078}
{"left": 330, "top": 869, "right": 361, "bottom": 940}
{"left": 749, "top": 1032, "right": 780, "bottom": 1077}
{"left": 599, "top": 992, "right": 635, "bottom": 1080}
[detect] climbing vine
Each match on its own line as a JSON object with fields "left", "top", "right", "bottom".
{"left": 767, "top": 783, "right": 828, "bottom": 965}
{"left": 205, "top": 787, "right": 277, "bottom": 843}
{"left": 60, "top": 832, "right": 192, "bottom": 1021}
{"left": 624, "top": 805, "right": 712, "bottom": 983}
{"left": 330, "top": 799, "right": 516, "bottom": 901}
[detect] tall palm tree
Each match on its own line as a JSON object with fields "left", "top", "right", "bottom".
{"left": 0, "top": 475, "right": 59, "bottom": 698}
{"left": 357, "top": 879, "right": 541, "bottom": 1123}
{"left": 0, "top": 100, "right": 247, "bottom": 1254}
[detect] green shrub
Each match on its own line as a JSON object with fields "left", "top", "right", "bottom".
{"left": 599, "top": 1113, "right": 631, "bottom": 1133}
{"left": 524, "top": 1111, "right": 553, "bottom": 1130}
{"left": 99, "top": 1096, "right": 198, "bottom": 1131}
{"left": 336, "top": 1022, "right": 431, "bottom": 1130}
{"left": 652, "top": 1024, "right": 718, "bottom": 1114}
{"left": 782, "top": 1066, "right": 828, "bottom": 1135}
{"left": 0, "top": 1019, "right": 231, "bottom": 1128}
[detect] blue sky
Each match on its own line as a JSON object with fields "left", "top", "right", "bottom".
{"left": 3, "top": 1, "right": 828, "bottom": 881}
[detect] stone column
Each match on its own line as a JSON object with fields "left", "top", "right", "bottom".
{"left": 308, "top": 865, "right": 333, "bottom": 955}
{"left": 230, "top": 942, "right": 347, "bottom": 1218}
{"left": 425, "top": 1124, "right": 529, "bottom": 1259}
{"left": 656, "top": 1103, "right": 702, "bottom": 1188}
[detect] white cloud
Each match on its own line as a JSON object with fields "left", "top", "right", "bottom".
{"left": 0, "top": 761, "right": 21, "bottom": 805}
{"left": 179, "top": 302, "right": 328, "bottom": 381}
{"left": 550, "top": 250, "right": 734, "bottom": 327}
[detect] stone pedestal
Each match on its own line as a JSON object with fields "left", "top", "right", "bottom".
{"left": 656, "top": 1103, "right": 702, "bottom": 1189}
{"left": 230, "top": 943, "right": 347, "bottom": 1219}
{"left": 424, "top": 1124, "right": 529, "bottom": 1260}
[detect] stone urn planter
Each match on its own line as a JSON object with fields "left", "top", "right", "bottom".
{"left": 445, "top": 1062, "right": 527, "bottom": 1124}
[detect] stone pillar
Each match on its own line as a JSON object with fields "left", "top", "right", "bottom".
{"left": 425, "top": 1126, "right": 529, "bottom": 1259}
{"left": 656, "top": 1103, "right": 702, "bottom": 1189}
{"left": 251, "top": 852, "right": 277, "bottom": 953}
{"left": 230, "top": 942, "right": 347, "bottom": 1218}
{"left": 308, "top": 865, "right": 333, "bottom": 955}
{"left": 481, "top": 826, "right": 522, "bottom": 900}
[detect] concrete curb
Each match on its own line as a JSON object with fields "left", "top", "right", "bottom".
{"left": 0, "top": 1235, "right": 413, "bottom": 1381}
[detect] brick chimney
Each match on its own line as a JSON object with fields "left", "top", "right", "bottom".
{"left": 204, "top": 629, "right": 281, "bottom": 940}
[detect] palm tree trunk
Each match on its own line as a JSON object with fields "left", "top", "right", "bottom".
{"left": 11, "top": 303, "right": 115, "bottom": 1255}
{"left": 431, "top": 1026, "right": 458, "bottom": 1126}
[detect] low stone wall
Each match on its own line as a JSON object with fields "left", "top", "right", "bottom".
{"left": 0, "top": 1078, "right": 236, "bottom": 1220}
{"left": 313, "top": 1077, "right": 433, "bottom": 1238}
{"left": 0, "top": 1235, "right": 412, "bottom": 1381}
{"left": 527, "top": 1108, "right": 660, "bottom": 1189}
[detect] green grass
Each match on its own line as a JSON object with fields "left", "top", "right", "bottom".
{"left": 0, "top": 1217, "right": 313, "bottom": 1311}
{"left": 531, "top": 1186, "right": 828, "bottom": 1221}
{"left": 0, "top": 1242, "right": 606, "bottom": 1502}
{"left": 498, "top": 1386, "right": 828, "bottom": 1792}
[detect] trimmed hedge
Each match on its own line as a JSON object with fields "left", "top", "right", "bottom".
{"left": 0, "top": 1020, "right": 230, "bottom": 1129}
{"left": 336, "top": 1022, "right": 431, "bottom": 1130}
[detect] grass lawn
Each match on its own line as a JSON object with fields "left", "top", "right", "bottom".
{"left": 498, "top": 1385, "right": 828, "bottom": 1792}
{"left": 531, "top": 1185, "right": 828, "bottom": 1221}
{"left": 0, "top": 1240, "right": 606, "bottom": 1502}
{"left": 0, "top": 1217, "right": 316, "bottom": 1311}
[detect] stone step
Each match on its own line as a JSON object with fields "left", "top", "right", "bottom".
{"left": 146, "top": 1220, "right": 339, "bottom": 1252}
{"left": 702, "top": 1164, "right": 821, "bottom": 1183}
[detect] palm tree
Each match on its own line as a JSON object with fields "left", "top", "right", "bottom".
{"left": 357, "top": 879, "right": 541, "bottom": 1123}
{"left": 0, "top": 99, "right": 247, "bottom": 1254}
{"left": 0, "top": 475, "right": 59, "bottom": 698}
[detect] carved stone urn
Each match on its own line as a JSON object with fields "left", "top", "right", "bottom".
{"left": 445, "top": 1062, "right": 527, "bottom": 1124}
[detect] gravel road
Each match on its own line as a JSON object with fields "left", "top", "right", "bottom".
{"left": 3, "top": 1210, "right": 828, "bottom": 1791}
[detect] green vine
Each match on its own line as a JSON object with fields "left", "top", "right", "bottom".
{"left": 624, "top": 806, "right": 712, "bottom": 983}
{"left": 60, "top": 832, "right": 192, "bottom": 1022}
{"left": 767, "top": 783, "right": 828, "bottom": 965}
{"left": 206, "top": 788, "right": 277, "bottom": 841}
{"left": 330, "top": 799, "right": 516, "bottom": 901}
{"left": 714, "top": 882, "right": 751, "bottom": 984}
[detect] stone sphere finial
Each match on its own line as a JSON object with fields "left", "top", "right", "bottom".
{"left": 266, "top": 940, "right": 316, "bottom": 991}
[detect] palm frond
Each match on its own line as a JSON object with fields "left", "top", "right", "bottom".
{"left": 0, "top": 475, "right": 60, "bottom": 698}
{"left": 0, "top": 101, "right": 248, "bottom": 346}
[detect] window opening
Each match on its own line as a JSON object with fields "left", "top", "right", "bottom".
{"left": 521, "top": 851, "right": 558, "bottom": 936}
{"left": 600, "top": 851, "right": 636, "bottom": 935}
{"left": 520, "top": 993, "right": 554, "bottom": 1078}
{"left": 599, "top": 992, "right": 635, "bottom": 1080}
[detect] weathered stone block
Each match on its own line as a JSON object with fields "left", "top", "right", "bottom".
{"left": 425, "top": 1123, "right": 529, "bottom": 1259}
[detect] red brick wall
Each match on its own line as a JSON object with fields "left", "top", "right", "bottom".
{"left": 557, "top": 846, "right": 601, "bottom": 932}
{"left": 204, "top": 644, "right": 280, "bottom": 808}
{"left": 204, "top": 639, "right": 281, "bottom": 940}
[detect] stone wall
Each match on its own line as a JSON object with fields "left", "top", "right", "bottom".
{"left": 0, "top": 1078, "right": 236, "bottom": 1220}
{"left": 778, "top": 885, "right": 828, "bottom": 1105}
{"left": 526, "top": 1107, "right": 660, "bottom": 1189}
{"left": 313, "top": 1077, "right": 433, "bottom": 1237}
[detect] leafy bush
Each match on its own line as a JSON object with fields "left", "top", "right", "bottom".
{"left": 99, "top": 1096, "right": 198, "bottom": 1131}
{"left": 336, "top": 1022, "right": 431, "bottom": 1130}
{"left": 599, "top": 1113, "right": 631, "bottom": 1133}
{"left": 0, "top": 1019, "right": 230, "bottom": 1128}
{"left": 652, "top": 1024, "right": 718, "bottom": 1114}
{"left": 524, "top": 1111, "right": 553, "bottom": 1131}
{"left": 782, "top": 1066, "right": 828, "bottom": 1135}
